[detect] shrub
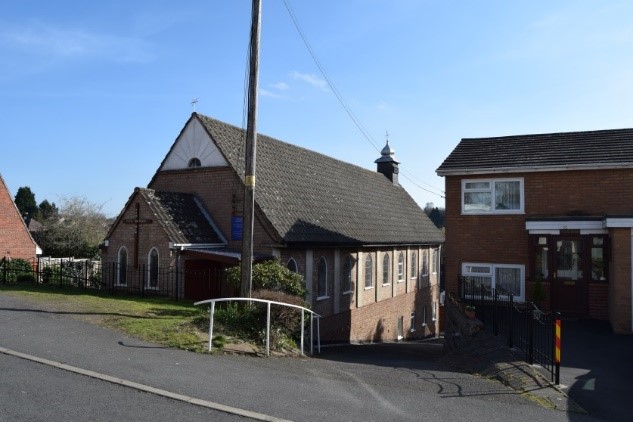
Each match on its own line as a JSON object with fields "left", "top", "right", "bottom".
{"left": 1, "top": 258, "right": 34, "bottom": 283}
{"left": 225, "top": 259, "right": 306, "bottom": 299}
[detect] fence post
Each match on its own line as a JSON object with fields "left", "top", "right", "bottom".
{"left": 208, "top": 301, "right": 215, "bottom": 352}
{"left": 2, "top": 257, "right": 6, "bottom": 284}
{"left": 493, "top": 289, "right": 498, "bottom": 336}
{"left": 507, "top": 294, "right": 514, "bottom": 348}
{"left": 59, "top": 260, "right": 63, "bottom": 287}
{"left": 300, "top": 309, "right": 305, "bottom": 356}
{"left": 527, "top": 307, "right": 534, "bottom": 364}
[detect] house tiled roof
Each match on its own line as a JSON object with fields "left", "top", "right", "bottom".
{"left": 436, "top": 128, "right": 633, "bottom": 176}
{"left": 194, "top": 113, "right": 444, "bottom": 246}
{"left": 137, "top": 189, "right": 226, "bottom": 246}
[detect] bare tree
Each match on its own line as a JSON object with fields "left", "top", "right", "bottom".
{"left": 40, "top": 196, "right": 109, "bottom": 258}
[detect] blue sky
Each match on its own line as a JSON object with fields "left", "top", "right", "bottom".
{"left": 2, "top": 1, "right": 633, "bottom": 217}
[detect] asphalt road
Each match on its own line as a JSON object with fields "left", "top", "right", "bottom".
{"left": 0, "top": 293, "right": 601, "bottom": 422}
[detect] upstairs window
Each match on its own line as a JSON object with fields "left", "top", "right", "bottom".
{"left": 410, "top": 252, "right": 417, "bottom": 279}
{"left": 188, "top": 157, "right": 202, "bottom": 167}
{"left": 398, "top": 252, "right": 405, "bottom": 281}
{"left": 462, "top": 178, "right": 523, "bottom": 214}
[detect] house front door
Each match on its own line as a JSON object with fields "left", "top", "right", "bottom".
{"left": 551, "top": 237, "right": 589, "bottom": 315}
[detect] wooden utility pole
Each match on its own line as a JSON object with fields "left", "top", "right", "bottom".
{"left": 240, "top": 0, "right": 261, "bottom": 298}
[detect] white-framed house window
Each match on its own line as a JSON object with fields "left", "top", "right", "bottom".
{"left": 147, "top": 248, "right": 159, "bottom": 290}
{"left": 117, "top": 246, "right": 128, "bottom": 286}
{"left": 410, "top": 251, "right": 417, "bottom": 280}
{"left": 317, "top": 256, "right": 328, "bottom": 299}
{"left": 462, "top": 262, "right": 525, "bottom": 302}
{"left": 462, "top": 178, "right": 524, "bottom": 214}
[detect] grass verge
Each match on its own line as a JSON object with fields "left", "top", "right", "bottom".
{"left": 0, "top": 284, "right": 209, "bottom": 353}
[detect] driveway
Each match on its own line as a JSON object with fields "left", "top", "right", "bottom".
{"left": 559, "top": 318, "right": 633, "bottom": 421}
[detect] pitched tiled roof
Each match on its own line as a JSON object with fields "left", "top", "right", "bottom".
{"left": 194, "top": 113, "right": 444, "bottom": 246}
{"left": 436, "top": 128, "right": 633, "bottom": 176}
{"left": 137, "top": 189, "right": 226, "bottom": 245}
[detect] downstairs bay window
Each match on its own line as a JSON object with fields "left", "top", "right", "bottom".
{"left": 461, "top": 262, "right": 525, "bottom": 302}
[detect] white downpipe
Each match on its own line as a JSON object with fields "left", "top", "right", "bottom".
{"left": 208, "top": 301, "right": 215, "bottom": 352}
{"left": 300, "top": 309, "right": 305, "bottom": 355}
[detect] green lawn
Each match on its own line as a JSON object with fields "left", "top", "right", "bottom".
{"left": 0, "top": 284, "right": 210, "bottom": 353}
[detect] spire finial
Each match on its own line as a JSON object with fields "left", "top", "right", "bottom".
{"left": 191, "top": 97, "right": 199, "bottom": 112}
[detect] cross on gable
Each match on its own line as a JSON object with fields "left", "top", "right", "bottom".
{"left": 123, "top": 203, "right": 153, "bottom": 267}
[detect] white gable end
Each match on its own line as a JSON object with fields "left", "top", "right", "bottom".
{"left": 160, "top": 118, "right": 228, "bottom": 170}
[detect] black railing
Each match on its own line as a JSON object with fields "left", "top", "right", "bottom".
{"left": 459, "top": 276, "right": 560, "bottom": 383}
{"left": 0, "top": 258, "right": 180, "bottom": 299}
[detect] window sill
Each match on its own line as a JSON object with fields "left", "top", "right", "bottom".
{"left": 410, "top": 328, "right": 416, "bottom": 333}
{"left": 364, "top": 286, "right": 374, "bottom": 291}
{"left": 317, "top": 296, "right": 330, "bottom": 301}
{"left": 397, "top": 280, "right": 404, "bottom": 283}
{"left": 382, "top": 283, "right": 391, "bottom": 287}
{"left": 343, "top": 290, "right": 353, "bottom": 295}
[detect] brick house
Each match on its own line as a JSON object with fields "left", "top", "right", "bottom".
{"left": 0, "top": 174, "right": 41, "bottom": 262}
{"left": 102, "top": 112, "right": 444, "bottom": 343}
{"left": 436, "top": 128, "right": 633, "bottom": 334}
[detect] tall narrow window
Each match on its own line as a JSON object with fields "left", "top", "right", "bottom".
{"left": 364, "top": 254, "right": 373, "bottom": 288}
{"left": 410, "top": 311, "right": 416, "bottom": 332}
{"left": 398, "top": 252, "right": 405, "bottom": 281}
{"left": 148, "top": 248, "right": 159, "bottom": 289}
{"left": 591, "top": 237, "right": 606, "bottom": 281}
{"left": 382, "top": 254, "right": 390, "bottom": 285}
{"left": 317, "top": 257, "right": 327, "bottom": 298}
{"left": 117, "top": 247, "right": 127, "bottom": 286}
{"left": 342, "top": 255, "right": 353, "bottom": 293}
{"left": 287, "top": 258, "right": 298, "bottom": 273}
{"left": 411, "top": 252, "right": 417, "bottom": 279}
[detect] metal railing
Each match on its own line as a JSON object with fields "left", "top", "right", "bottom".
{"left": 194, "top": 297, "right": 321, "bottom": 357}
{"left": 459, "top": 276, "right": 561, "bottom": 383}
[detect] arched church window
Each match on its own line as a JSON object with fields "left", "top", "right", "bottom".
{"left": 117, "top": 247, "right": 127, "bottom": 286}
{"left": 148, "top": 248, "right": 159, "bottom": 289}
{"left": 188, "top": 157, "right": 201, "bottom": 167}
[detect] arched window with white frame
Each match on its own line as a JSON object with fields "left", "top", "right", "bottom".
{"left": 287, "top": 258, "right": 298, "bottom": 273}
{"left": 117, "top": 246, "right": 128, "bottom": 286}
{"left": 317, "top": 256, "right": 328, "bottom": 298}
{"left": 147, "top": 248, "right": 159, "bottom": 290}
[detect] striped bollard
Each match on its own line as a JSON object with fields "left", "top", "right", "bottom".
{"left": 554, "top": 316, "right": 561, "bottom": 385}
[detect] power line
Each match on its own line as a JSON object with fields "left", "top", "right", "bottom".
{"left": 282, "top": 0, "right": 444, "bottom": 199}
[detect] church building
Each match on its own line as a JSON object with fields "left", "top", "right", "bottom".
{"left": 101, "top": 113, "right": 444, "bottom": 343}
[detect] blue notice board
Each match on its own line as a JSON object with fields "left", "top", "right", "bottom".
{"left": 231, "top": 216, "right": 243, "bottom": 240}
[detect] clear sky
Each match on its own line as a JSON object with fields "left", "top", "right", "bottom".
{"left": 2, "top": 0, "right": 633, "bottom": 217}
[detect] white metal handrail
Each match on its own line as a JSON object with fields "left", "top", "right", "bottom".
{"left": 194, "top": 297, "right": 321, "bottom": 357}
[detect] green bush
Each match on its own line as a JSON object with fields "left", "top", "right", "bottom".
{"left": 225, "top": 259, "right": 306, "bottom": 298}
{"left": 1, "top": 258, "right": 34, "bottom": 283}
